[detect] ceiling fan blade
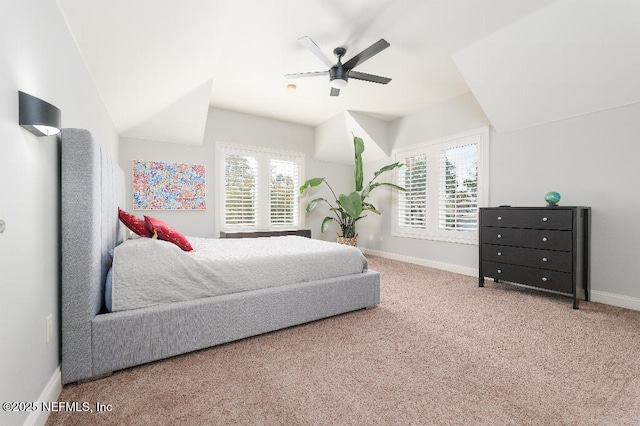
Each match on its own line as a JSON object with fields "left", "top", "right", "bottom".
{"left": 298, "top": 36, "right": 335, "bottom": 69}
{"left": 284, "top": 71, "right": 329, "bottom": 79}
{"left": 330, "top": 87, "right": 340, "bottom": 96}
{"left": 343, "top": 39, "right": 390, "bottom": 70}
{"left": 348, "top": 71, "right": 391, "bottom": 85}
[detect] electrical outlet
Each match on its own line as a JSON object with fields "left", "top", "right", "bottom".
{"left": 46, "top": 315, "right": 53, "bottom": 344}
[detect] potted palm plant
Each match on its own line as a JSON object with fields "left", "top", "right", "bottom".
{"left": 300, "top": 136, "right": 405, "bottom": 246}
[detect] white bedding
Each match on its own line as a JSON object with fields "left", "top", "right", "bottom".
{"left": 110, "top": 236, "right": 368, "bottom": 312}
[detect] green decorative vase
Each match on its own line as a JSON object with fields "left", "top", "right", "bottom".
{"left": 545, "top": 191, "right": 561, "bottom": 206}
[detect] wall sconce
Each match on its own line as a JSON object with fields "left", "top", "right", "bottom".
{"left": 19, "top": 91, "right": 61, "bottom": 137}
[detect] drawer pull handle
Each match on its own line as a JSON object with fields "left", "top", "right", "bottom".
{"left": 497, "top": 269, "right": 502, "bottom": 274}
{"left": 542, "top": 217, "right": 548, "bottom": 222}
{"left": 542, "top": 277, "right": 548, "bottom": 282}
{"left": 497, "top": 216, "right": 502, "bottom": 220}
{"left": 497, "top": 252, "right": 502, "bottom": 256}
{"left": 542, "top": 257, "right": 548, "bottom": 262}
{"left": 497, "top": 234, "right": 502, "bottom": 239}
{"left": 542, "top": 237, "right": 548, "bottom": 242}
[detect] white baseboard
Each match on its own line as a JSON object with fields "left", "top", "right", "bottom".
{"left": 23, "top": 366, "right": 61, "bottom": 426}
{"left": 362, "top": 248, "right": 640, "bottom": 312}
{"left": 361, "top": 248, "right": 477, "bottom": 277}
{"left": 590, "top": 290, "right": 640, "bottom": 311}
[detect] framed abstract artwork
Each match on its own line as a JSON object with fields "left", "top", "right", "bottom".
{"left": 132, "top": 159, "right": 206, "bottom": 210}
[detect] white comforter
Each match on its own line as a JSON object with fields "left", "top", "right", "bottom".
{"left": 111, "top": 236, "right": 368, "bottom": 312}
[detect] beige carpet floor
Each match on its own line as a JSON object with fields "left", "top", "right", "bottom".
{"left": 47, "top": 256, "right": 640, "bottom": 425}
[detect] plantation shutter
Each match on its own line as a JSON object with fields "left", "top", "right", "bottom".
{"left": 397, "top": 153, "right": 427, "bottom": 229}
{"left": 224, "top": 153, "right": 258, "bottom": 227}
{"left": 438, "top": 142, "right": 478, "bottom": 232}
{"left": 219, "top": 142, "right": 304, "bottom": 231}
{"left": 393, "top": 127, "right": 487, "bottom": 243}
{"left": 270, "top": 158, "right": 299, "bottom": 226}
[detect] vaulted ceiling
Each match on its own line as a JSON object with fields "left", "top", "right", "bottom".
{"left": 56, "top": 0, "right": 640, "bottom": 151}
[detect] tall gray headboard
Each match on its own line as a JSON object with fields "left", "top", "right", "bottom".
{"left": 61, "top": 128, "right": 125, "bottom": 384}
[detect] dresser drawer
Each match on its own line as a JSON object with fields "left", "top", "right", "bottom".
{"left": 482, "top": 261, "right": 572, "bottom": 294}
{"left": 481, "top": 227, "right": 573, "bottom": 251}
{"left": 481, "top": 209, "right": 573, "bottom": 230}
{"left": 482, "top": 244, "right": 573, "bottom": 273}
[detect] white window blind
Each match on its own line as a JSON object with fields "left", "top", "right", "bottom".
{"left": 438, "top": 143, "right": 478, "bottom": 232}
{"left": 270, "top": 159, "right": 299, "bottom": 226}
{"left": 397, "top": 154, "right": 427, "bottom": 229}
{"left": 393, "top": 127, "right": 489, "bottom": 244}
{"left": 224, "top": 153, "right": 258, "bottom": 227}
{"left": 219, "top": 143, "right": 304, "bottom": 231}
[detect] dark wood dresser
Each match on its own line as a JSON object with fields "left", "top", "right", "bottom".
{"left": 479, "top": 206, "right": 590, "bottom": 308}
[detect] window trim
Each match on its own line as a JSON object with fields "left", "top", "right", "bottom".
{"left": 216, "top": 142, "right": 305, "bottom": 234}
{"left": 391, "top": 127, "right": 490, "bottom": 245}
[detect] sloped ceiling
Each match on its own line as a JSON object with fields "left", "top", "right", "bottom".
{"left": 55, "top": 0, "right": 560, "bottom": 148}
{"left": 453, "top": 0, "right": 640, "bottom": 133}
{"left": 314, "top": 111, "right": 390, "bottom": 166}
{"left": 122, "top": 79, "right": 212, "bottom": 145}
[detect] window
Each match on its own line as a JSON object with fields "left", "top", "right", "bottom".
{"left": 218, "top": 143, "right": 304, "bottom": 231}
{"left": 397, "top": 154, "right": 427, "bottom": 229}
{"left": 224, "top": 153, "right": 258, "bottom": 227}
{"left": 393, "top": 127, "right": 489, "bottom": 244}
{"left": 269, "top": 159, "right": 299, "bottom": 225}
{"left": 439, "top": 143, "right": 479, "bottom": 232}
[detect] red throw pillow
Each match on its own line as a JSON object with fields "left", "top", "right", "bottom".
{"left": 144, "top": 215, "right": 194, "bottom": 252}
{"left": 118, "top": 208, "right": 151, "bottom": 237}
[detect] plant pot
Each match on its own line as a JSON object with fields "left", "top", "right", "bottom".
{"left": 337, "top": 234, "right": 358, "bottom": 247}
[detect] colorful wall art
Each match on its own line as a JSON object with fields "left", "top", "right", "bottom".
{"left": 133, "top": 160, "right": 206, "bottom": 210}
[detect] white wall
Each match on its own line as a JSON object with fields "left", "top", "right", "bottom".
{"left": 0, "top": 0, "right": 118, "bottom": 425}
{"left": 119, "top": 107, "right": 353, "bottom": 242}
{"left": 359, "top": 91, "right": 640, "bottom": 308}
{"left": 490, "top": 101, "right": 640, "bottom": 305}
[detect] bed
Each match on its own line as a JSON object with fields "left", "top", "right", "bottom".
{"left": 61, "top": 128, "right": 381, "bottom": 385}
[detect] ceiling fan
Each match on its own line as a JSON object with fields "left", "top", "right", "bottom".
{"left": 285, "top": 36, "right": 391, "bottom": 96}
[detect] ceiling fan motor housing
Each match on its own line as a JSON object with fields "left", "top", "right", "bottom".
{"left": 330, "top": 47, "right": 349, "bottom": 87}
{"left": 330, "top": 65, "right": 349, "bottom": 86}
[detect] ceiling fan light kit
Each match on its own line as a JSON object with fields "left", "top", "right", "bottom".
{"left": 286, "top": 36, "right": 391, "bottom": 96}
{"left": 329, "top": 78, "right": 348, "bottom": 89}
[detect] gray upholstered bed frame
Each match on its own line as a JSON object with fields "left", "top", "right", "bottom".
{"left": 60, "top": 128, "right": 380, "bottom": 385}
